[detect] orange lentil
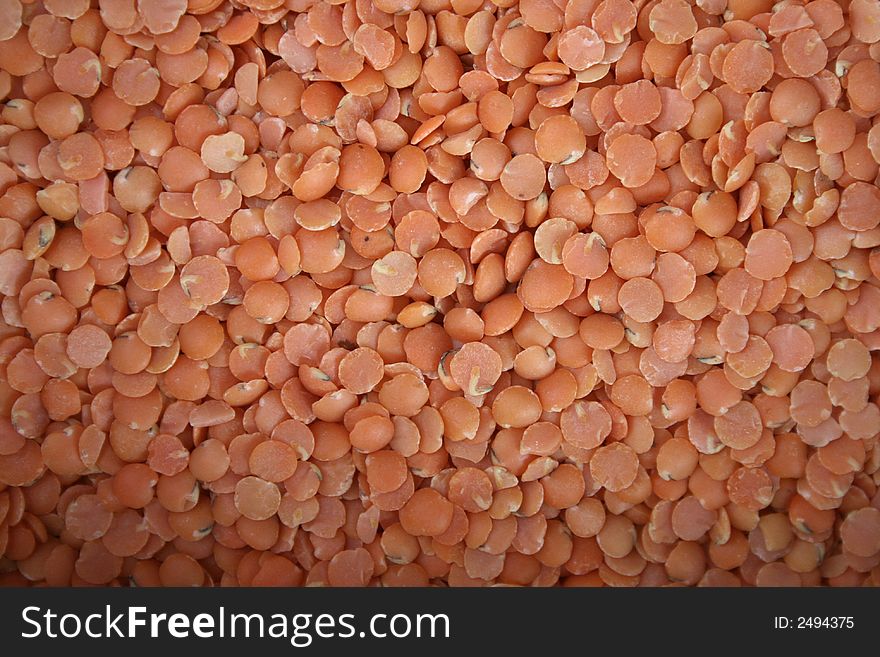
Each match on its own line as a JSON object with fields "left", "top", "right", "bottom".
{"left": 0, "top": 0, "right": 874, "bottom": 591}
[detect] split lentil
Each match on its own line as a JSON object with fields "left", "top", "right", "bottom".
{"left": 0, "top": 0, "right": 877, "bottom": 589}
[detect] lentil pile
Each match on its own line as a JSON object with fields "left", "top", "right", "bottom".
{"left": 0, "top": 0, "right": 879, "bottom": 589}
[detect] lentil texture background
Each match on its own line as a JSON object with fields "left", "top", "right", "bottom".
{"left": 0, "top": 0, "right": 879, "bottom": 588}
